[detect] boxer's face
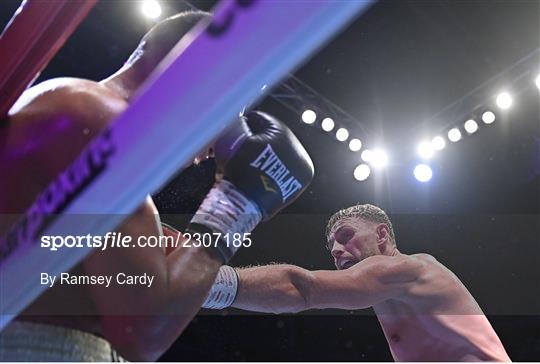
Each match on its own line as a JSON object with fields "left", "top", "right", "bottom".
{"left": 328, "top": 217, "right": 381, "bottom": 270}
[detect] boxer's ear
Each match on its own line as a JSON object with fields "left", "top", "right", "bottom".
{"left": 375, "top": 224, "right": 391, "bottom": 255}
{"left": 376, "top": 224, "right": 390, "bottom": 247}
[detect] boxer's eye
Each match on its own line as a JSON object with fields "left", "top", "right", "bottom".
{"left": 335, "top": 227, "right": 354, "bottom": 245}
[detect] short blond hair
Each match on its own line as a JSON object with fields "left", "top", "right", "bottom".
{"left": 325, "top": 204, "right": 396, "bottom": 245}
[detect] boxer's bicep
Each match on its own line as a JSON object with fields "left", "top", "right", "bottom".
{"left": 82, "top": 200, "right": 174, "bottom": 359}
{"left": 85, "top": 199, "right": 222, "bottom": 360}
{"left": 309, "top": 257, "right": 423, "bottom": 310}
{"left": 308, "top": 268, "right": 388, "bottom": 310}
{"left": 83, "top": 198, "right": 169, "bottom": 314}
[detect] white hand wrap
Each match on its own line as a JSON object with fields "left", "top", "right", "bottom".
{"left": 190, "top": 179, "right": 262, "bottom": 261}
{"left": 201, "top": 265, "right": 238, "bottom": 309}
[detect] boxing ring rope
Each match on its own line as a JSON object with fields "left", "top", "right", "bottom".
{"left": 0, "top": 0, "right": 374, "bottom": 330}
{"left": 0, "top": 0, "right": 97, "bottom": 119}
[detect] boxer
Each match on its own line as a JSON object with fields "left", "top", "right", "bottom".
{"left": 213, "top": 204, "right": 511, "bottom": 362}
{"left": 0, "top": 11, "right": 314, "bottom": 361}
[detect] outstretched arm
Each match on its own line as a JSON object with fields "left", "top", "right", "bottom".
{"left": 232, "top": 255, "right": 425, "bottom": 313}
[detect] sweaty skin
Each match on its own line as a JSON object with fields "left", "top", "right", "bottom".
{"left": 232, "top": 218, "right": 511, "bottom": 362}
{"left": 0, "top": 77, "right": 221, "bottom": 361}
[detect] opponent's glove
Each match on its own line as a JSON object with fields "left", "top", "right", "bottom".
{"left": 187, "top": 110, "right": 314, "bottom": 262}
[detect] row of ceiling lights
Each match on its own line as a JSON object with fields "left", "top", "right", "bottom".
{"left": 300, "top": 74, "right": 540, "bottom": 183}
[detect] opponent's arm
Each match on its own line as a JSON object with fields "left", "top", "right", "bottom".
{"left": 231, "top": 255, "right": 425, "bottom": 313}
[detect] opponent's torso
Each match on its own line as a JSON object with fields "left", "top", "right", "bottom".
{"left": 373, "top": 255, "right": 510, "bottom": 362}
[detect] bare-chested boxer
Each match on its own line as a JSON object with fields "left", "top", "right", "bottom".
{"left": 213, "top": 204, "right": 510, "bottom": 362}
{"left": 0, "top": 11, "right": 313, "bottom": 361}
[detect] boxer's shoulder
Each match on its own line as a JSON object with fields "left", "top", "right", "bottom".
{"left": 363, "top": 253, "right": 429, "bottom": 266}
{"left": 358, "top": 254, "right": 427, "bottom": 280}
{"left": 408, "top": 254, "right": 452, "bottom": 277}
{"left": 9, "top": 77, "right": 127, "bottom": 125}
{"left": 0, "top": 78, "right": 130, "bottom": 212}
{"left": 410, "top": 253, "right": 438, "bottom": 263}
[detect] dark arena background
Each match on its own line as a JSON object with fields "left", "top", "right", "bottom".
{"left": 1, "top": 0, "right": 539, "bottom": 361}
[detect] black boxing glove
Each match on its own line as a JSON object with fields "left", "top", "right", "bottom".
{"left": 188, "top": 110, "right": 314, "bottom": 262}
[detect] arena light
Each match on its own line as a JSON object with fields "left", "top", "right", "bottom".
{"left": 448, "top": 128, "right": 462, "bottom": 142}
{"left": 535, "top": 73, "right": 540, "bottom": 90}
{"left": 321, "top": 117, "right": 334, "bottom": 132}
{"left": 431, "top": 136, "right": 446, "bottom": 151}
{"left": 361, "top": 149, "right": 373, "bottom": 163}
{"left": 464, "top": 119, "right": 478, "bottom": 134}
{"left": 417, "top": 141, "right": 434, "bottom": 159}
{"left": 301, "top": 109, "right": 317, "bottom": 124}
{"left": 349, "top": 138, "right": 362, "bottom": 152}
{"left": 353, "top": 164, "right": 371, "bottom": 181}
{"left": 482, "top": 110, "right": 496, "bottom": 124}
{"left": 141, "top": 0, "right": 162, "bottom": 19}
{"left": 495, "top": 92, "right": 513, "bottom": 110}
{"left": 414, "top": 164, "right": 432, "bottom": 182}
{"left": 336, "top": 127, "right": 349, "bottom": 142}
{"left": 371, "top": 148, "right": 388, "bottom": 168}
